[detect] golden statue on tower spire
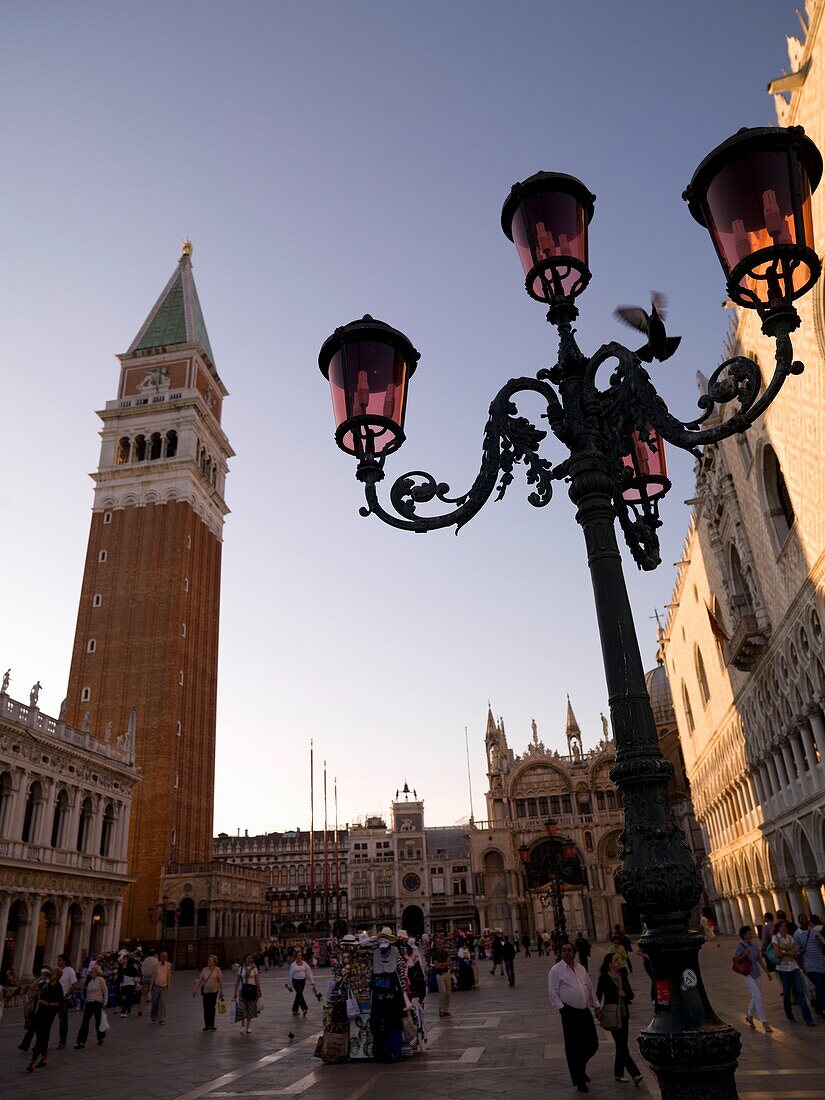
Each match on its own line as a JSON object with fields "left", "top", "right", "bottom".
{"left": 181, "top": 238, "right": 193, "bottom": 257}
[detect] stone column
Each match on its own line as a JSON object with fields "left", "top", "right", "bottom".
{"left": 0, "top": 894, "right": 11, "bottom": 966}
{"left": 798, "top": 721, "right": 818, "bottom": 780}
{"left": 106, "top": 899, "right": 123, "bottom": 951}
{"left": 65, "top": 793, "right": 82, "bottom": 855}
{"left": 88, "top": 795, "right": 105, "bottom": 858}
{"left": 35, "top": 778, "right": 57, "bottom": 847}
{"left": 7, "top": 768, "right": 29, "bottom": 839}
{"left": 789, "top": 732, "right": 807, "bottom": 786}
{"left": 16, "top": 894, "right": 44, "bottom": 981}
{"left": 808, "top": 704, "right": 825, "bottom": 764}
{"left": 54, "top": 898, "right": 71, "bottom": 961}
{"left": 733, "top": 782, "right": 748, "bottom": 822}
{"left": 787, "top": 886, "right": 805, "bottom": 920}
{"left": 780, "top": 741, "right": 796, "bottom": 786}
{"left": 767, "top": 753, "right": 784, "bottom": 797}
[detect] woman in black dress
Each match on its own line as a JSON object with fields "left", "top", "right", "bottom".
{"left": 596, "top": 953, "right": 643, "bottom": 1086}
{"left": 26, "top": 968, "right": 64, "bottom": 1072}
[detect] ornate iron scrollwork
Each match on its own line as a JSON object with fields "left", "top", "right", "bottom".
{"left": 356, "top": 306, "right": 804, "bottom": 574}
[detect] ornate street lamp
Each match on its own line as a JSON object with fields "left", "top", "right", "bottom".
{"left": 319, "top": 125, "right": 822, "bottom": 1099}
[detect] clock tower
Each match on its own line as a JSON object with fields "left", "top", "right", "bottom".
{"left": 65, "top": 244, "right": 233, "bottom": 939}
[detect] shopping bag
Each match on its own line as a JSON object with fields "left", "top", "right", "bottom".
{"left": 346, "top": 992, "right": 360, "bottom": 1019}
{"left": 99, "top": 1010, "right": 110, "bottom": 1033}
{"left": 218, "top": 997, "right": 227, "bottom": 1015}
{"left": 228, "top": 1001, "right": 238, "bottom": 1024}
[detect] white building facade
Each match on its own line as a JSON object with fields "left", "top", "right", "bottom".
{"left": 0, "top": 685, "right": 138, "bottom": 978}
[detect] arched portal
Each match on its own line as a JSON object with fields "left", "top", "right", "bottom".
{"left": 401, "top": 905, "right": 425, "bottom": 937}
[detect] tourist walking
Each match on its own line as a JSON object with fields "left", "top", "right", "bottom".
{"left": 74, "top": 964, "right": 109, "bottom": 1049}
{"left": 794, "top": 914, "right": 825, "bottom": 1018}
{"left": 19, "top": 969, "right": 50, "bottom": 1053}
{"left": 733, "top": 925, "right": 773, "bottom": 1033}
{"left": 596, "top": 952, "right": 643, "bottom": 1085}
{"left": 25, "top": 967, "right": 63, "bottom": 1072}
{"left": 536, "top": 930, "right": 544, "bottom": 957}
{"left": 771, "top": 918, "right": 814, "bottom": 1025}
{"left": 149, "top": 951, "right": 172, "bottom": 1025}
{"left": 235, "top": 953, "right": 261, "bottom": 1035}
{"left": 513, "top": 929, "right": 521, "bottom": 954}
{"left": 574, "top": 933, "right": 592, "bottom": 972}
{"left": 548, "top": 942, "right": 599, "bottom": 1094}
{"left": 56, "top": 953, "right": 77, "bottom": 1049}
{"left": 522, "top": 932, "right": 531, "bottom": 958}
{"left": 138, "top": 949, "right": 158, "bottom": 1015}
{"left": 287, "top": 949, "right": 316, "bottom": 1018}
{"left": 119, "top": 952, "right": 139, "bottom": 1016}
{"left": 194, "top": 955, "right": 224, "bottom": 1030}
{"left": 431, "top": 932, "right": 452, "bottom": 1017}
{"left": 490, "top": 931, "right": 504, "bottom": 976}
{"left": 502, "top": 935, "right": 516, "bottom": 986}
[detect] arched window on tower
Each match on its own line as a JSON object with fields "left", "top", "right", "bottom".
{"left": 681, "top": 682, "right": 695, "bottom": 734}
{"left": 150, "top": 432, "right": 162, "bottom": 460}
{"left": 117, "top": 437, "right": 130, "bottom": 465}
{"left": 135, "top": 435, "right": 147, "bottom": 462}
{"left": 762, "top": 444, "right": 795, "bottom": 549}
{"left": 166, "top": 430, "right": 178, "bottom": 458}
{"left": 695, "top": 647, "right": 710, "bottom": 706}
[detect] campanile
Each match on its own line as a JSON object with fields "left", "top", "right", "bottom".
{"left": 66, "top": 243, "right": 233, "bottom": 938}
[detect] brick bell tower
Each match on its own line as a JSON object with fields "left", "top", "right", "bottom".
{"left": 66, "top": 242, "right": 233, "bottom": 940}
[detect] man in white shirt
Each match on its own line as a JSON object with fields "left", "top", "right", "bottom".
{"left": 548, "top": 942, "right": 599, "bottom": 1094}
{"left": 56, "top": 954, "right": 78, "bottom": 1049}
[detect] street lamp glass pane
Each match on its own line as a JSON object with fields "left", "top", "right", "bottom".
{"left": 328, "top": 341, "right": 409, "bottom": 454}
{"left": 511, "top": 191, "right": 588, "bottom": 298}
{"left": 705, "top": 150, "right": 814, "bottom": 299}
{"left": 621, "top": 427, "right": 668, "bottom": 503}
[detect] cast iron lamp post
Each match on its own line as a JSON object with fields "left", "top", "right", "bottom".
{"left": 319, "top": 126, "right": 821, "bottom": 1099}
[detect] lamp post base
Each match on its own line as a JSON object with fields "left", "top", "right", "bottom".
{"left": 636, "top": 928, "right": 741, "bottom": 1100}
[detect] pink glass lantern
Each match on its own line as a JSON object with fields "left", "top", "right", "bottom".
{"left": 319, "top": 315, "right": 419, "bottom": 459}
{"left": 684, "top": 126, "right": 822, "bottom": 312}
{"left": 620, "top": 426, "right": 669, "bottom": 504}
{"left": 501, "top": 173, "right": 596, "bottom": 304}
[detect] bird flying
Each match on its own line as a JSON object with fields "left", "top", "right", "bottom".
{"left": 613, "top": 292, "right": 682, "bottom": 363}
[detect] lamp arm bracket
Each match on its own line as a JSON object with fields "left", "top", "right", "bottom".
{"left": 588, "top": 322, "right": 801, "bottom": 459}
{"left": 360, "top": 375, "right": 567, "bottom": 533}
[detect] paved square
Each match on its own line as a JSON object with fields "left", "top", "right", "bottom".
{"left": 3, "top": 939, "right": 825, "bottom": 1099}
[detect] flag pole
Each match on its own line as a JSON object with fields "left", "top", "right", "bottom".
{"left": 334, "top": 777, "right": 340, "bottom": 933}
{"left": 310, "top": 740, "right": 316, "bottom": 933}
{"left": 323, "top": 760, "right": 329, "bottom": 932}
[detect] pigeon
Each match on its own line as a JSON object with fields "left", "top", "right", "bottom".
{"left": 288, "top": 1032, "right": 295, "bottom": 1041}
{"left": 613, "top": 292, "right": 682, "bottom": 363}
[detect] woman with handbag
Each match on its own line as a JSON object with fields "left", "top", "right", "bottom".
{"left": 595, "top": 953, "right": 643, "bottom": 1086}
{"left": 771, "top": 918, "right": 814, "bottom": 1025}
{"left": 733, "top": 926, "right": 773, "bottom": 1033}
{"left": 287, "top": 948, "right": 317, "bottom": 1018}
{"left": 233, "top": 954, "right": 261, "bottom": 1036}
{"left": 194, "top": 955, "right": 224, "bottom": 1031}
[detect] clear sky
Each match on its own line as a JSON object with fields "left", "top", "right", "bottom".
{"left": 0, "top": 1, "right": 803, "bottom": 835}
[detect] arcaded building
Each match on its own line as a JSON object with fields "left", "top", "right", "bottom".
{"left": 662, "top": 2, "right": 825, "bottom": 932}
{"left": 0, "top": 684, "right": 137, "bottom": 979}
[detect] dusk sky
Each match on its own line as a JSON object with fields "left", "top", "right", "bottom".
{"left": 1, "top": 2, "right": 802, "bottom": 835}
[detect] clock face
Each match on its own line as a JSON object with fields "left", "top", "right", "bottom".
{"left": 402, "top": 873, "right": 421, "bottom": 893}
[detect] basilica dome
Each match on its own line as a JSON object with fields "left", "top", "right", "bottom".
{"left": 645, "top": 659, "right": 675, "bottom": 727}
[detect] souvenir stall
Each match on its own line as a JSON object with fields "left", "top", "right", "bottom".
{"left": 314, "top": 929, "right": 427, "bottom": 1065}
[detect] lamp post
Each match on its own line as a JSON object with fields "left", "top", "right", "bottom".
{"left": 319, "top": 126, "right": 821, "bottom": 1099}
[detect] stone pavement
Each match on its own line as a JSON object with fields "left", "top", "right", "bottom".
{"left": 2, "top": 938, "right": 825, "bottom": 1099}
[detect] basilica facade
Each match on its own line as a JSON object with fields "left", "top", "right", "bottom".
{"left": 470, "top": 704, "right": 630, "bottom": 940}
{"left": 662, "top": 1, "right": 825, "bottom": 933}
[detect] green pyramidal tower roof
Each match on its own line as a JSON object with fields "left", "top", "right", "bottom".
{"left": 128, "top": 243, "right": 216, "bottom": 367}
